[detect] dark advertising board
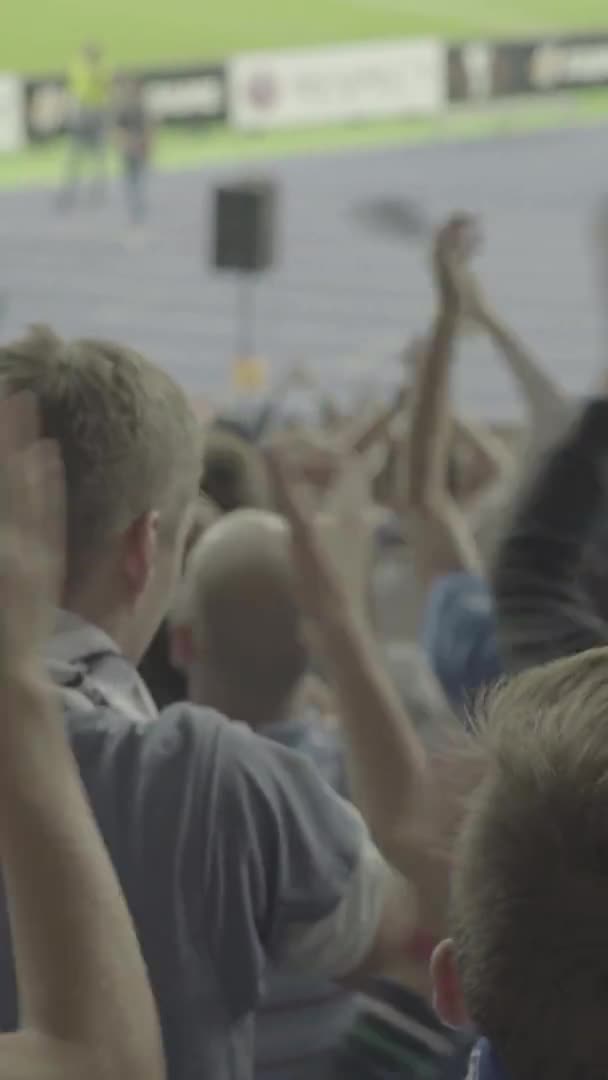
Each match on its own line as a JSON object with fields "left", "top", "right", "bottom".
{"left": 24, "top": 62, "right": 227, "bottom": 141}
{"left": 448, "top": 41, "right": 532, "bottom": 102}
{"left": 448, "top": 33, "right": 608, "bottom": 104}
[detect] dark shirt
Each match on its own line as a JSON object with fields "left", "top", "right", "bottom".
{"left": 139, "top": 619, "right": 187, "bottom": 709}
{"left": 0, "top": 695, "right": 369, "bottom": 1080}
{"left": 336, "top": 979, "right": 472, "bottom": 1079}
{"left": 466, "top": 1040, "right": 508, "bottom": 1080}
{"left": 493, "top": 399, "right": 608, "bottom": 674}
{"left": 115, "top": 102, "right": 149, "bottom": 159}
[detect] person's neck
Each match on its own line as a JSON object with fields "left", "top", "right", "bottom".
{"left": 188, "top": 669, "right": 295, "bottom": 730}
{"left": 63, "top": 591, "right": 140, "bottom": 664}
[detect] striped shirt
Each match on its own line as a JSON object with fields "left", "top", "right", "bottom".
{"left": 336, "top": 979, "right": 472, "bottom": 1079}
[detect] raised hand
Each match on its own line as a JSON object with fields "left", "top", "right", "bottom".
{"left": 266, "top": 447, "right": 347, "bottom": 626}
{"left": 433, "top": 214, "right": 485, "bottom": 322}
{"left": 0, "top": 392, "right": 65, "bottom": 688}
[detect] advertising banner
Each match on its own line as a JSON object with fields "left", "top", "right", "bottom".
{"left": 229, "top": 39, "right": 446, "bottom": 131}
{"left": 0, "top": 74, "right": 26, "bottom": 152}
{"left": 448, "top": 33, "right": 608, "bottom": 104}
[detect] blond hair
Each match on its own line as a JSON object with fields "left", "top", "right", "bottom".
{"left": 0, "top": 326, "right": 202, "bottom": 587}
{"left": 453, "top": 648, "right": 608, "bottom": 1080}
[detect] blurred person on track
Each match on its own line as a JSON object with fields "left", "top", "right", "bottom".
{"left": 114, "top": 76, "right": 153, "bottom": 236}
{"left": 57, "top": 42, "right": 112, "bottom": 211}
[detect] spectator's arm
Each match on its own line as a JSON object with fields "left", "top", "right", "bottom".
{"left": 203, "top": 714, "right": 428, "bottom": 998}
{"left": 405, "top": 218, "right": 484, "bottom": 591}
{"left": 452, "top": 415, "right": 515, "bottom": 503}
{"left": 484, "top": 309, "right": 569, "bottom": 438}
{"left": 342, "top": 387, "right": 410, "bottom": 456}
{"left": 0, "top": 682, "right": 164, "bottom": 1080}
{"left": 268, "top": 452, "right": 451, "bottom": 940}
{"left": 464, "top": 266, "right": 569, "bottom": 441}
{"left": 0, "top": 398, "right": 164, "bottom": 1080}
{"left": 493, "top": 398, "right": 608, "bottom": 673}
{"left": 406, "top": 314, "right": 455, "bottom": 513}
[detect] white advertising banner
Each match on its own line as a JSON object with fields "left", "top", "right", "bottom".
{"left": 229, "top": 39, "right": 445, "bottom": 131}
{"left": 0, "top": 74, "right": 25, "bottom": 152}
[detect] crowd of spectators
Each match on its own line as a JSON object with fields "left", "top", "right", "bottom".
{"left": 2, "top": 211, "right": 608, "bottom": 1080}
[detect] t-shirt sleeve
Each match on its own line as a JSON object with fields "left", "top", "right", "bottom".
{"left": 421, "top": 571, "right": 501, "bottom": 712}
{"left": 194, "top": 713, "right": 387, "bottom": 1019}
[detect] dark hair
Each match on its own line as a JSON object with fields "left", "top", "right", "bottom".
{"left": 579, "top": 534, "right": 608, "bottom": 623}
{"left": 201, "top": 426, "right": 269, "bottom": 513}
{"left": 138, "top": 621, "right": 186, "bottom": 710}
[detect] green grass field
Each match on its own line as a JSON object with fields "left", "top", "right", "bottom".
{"left": 3, "top": 0, "right": 608, "bottom": 74}
{"left": 2, "top": 87, "right": 608, "bottom": 191}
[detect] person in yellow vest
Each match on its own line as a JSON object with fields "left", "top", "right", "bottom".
{"left": 58, "top": 42, "right": 112, "bottom": 210}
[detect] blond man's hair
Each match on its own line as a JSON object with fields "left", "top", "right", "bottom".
{"left": 0, "top": 327, "right": 202, "bottom": 587}
{"left": 453, "top": 648, "right": 608, "bottom": 1080}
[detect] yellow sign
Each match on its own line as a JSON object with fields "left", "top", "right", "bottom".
{"left": 232, "top": 356, "right": 269, "bottom": 393}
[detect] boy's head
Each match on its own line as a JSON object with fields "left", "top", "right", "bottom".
{"left": 0, "top": 326, "right": 202, "bottom": 661}
{"left": 432, "top": 648, "right": 608, "bottom": 1080}
{"left": 172, "top": 509, "right": 308, "bottom": 726}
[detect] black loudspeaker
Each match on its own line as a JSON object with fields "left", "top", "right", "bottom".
{"left": 212, "top": 181, "right": 276, "bottom": 273}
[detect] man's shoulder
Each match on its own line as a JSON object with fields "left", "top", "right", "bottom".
{"left": 64, "top": 700, "right": 320, "bottom": 804}
{"left": 64, "top": 699, "right": 362, "bottom": 864}
{"left": 64, "top": 700, "right": 243, "bottom": 793}
{"left": 66, "top": 697, "right": 239, "bottom": 749}
{"left": 264, "top": 709, "right": 347, "bottom": 797}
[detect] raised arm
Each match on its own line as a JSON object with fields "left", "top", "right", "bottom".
{"left": 451, "top": 414, "right": 515, "bottom": 503}
{"left": 341, "top": 386, "right": 410, "bottom": 457}
{"left": 405, "top": 216, "right": 484, "bottom": 592}
{"left": 493, "top": 398, "right": 608, "bottom": 674}
{"left": 0, "top": 396, "right": 164, "bottom": 1080}
{"left": 269, "top": 451, "right": 458, "bottom": 938}
{"left": 463, "top": 256, "right": 570, "bottom": 443}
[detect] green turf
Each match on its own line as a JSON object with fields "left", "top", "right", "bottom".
{"left": 3, "top": 0, "right": 608, "bottom": 75}
{"left": 1, "top": 88, "right": 608, "bottom": 191}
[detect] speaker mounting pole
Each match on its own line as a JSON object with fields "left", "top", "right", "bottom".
{"left": 210, "top": 179, "right": 277, "bottom": 373}
{"left": 236, "top": 271, "right": 256, "bottom": 362}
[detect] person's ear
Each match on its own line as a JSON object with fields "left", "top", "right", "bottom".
{"left": 122, "top": 510, "right": 160, "bottom": 599}
{"left": 169, "top": 623, "right": 195, "bottom": 672}
{"left": 431, "top": 939, "right": 470, "bottom": 1030}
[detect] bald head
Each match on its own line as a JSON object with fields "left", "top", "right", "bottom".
{"left": 178, "top": 510, "right": 308, "bottom": 724}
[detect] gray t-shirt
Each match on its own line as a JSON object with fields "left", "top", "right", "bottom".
{"left": 0, "top": 688, "right": 381, "bottom": 1080}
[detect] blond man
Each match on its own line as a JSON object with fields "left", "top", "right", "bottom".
{"left": 0, "top": 393, "right": 164, "bottom": 1080}
{"left": 432, "top": 648, "right": 608, "bottom": 1079}
{"left": 0, "top": 326, "right": 428, "bottom": 1080}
